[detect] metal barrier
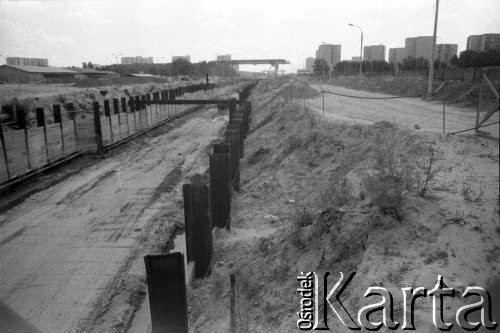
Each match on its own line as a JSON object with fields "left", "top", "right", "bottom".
{"left": 143, "top": 81, "right": 256, "bottom": 332}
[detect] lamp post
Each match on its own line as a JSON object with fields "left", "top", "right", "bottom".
{"left": 112, "top": 53, "right": 122, "bottom": 75}
{"left": 348, "top": 23, "right": 363, "bottom": 76}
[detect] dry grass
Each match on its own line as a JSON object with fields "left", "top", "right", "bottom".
{"left": 321, "top": 175, "right": 353, "bottom": 208}
{"left": 290, "top": 208, "right": 314, "bottom": 249}
{"left": 363, "top": 130, "right": 418, "bottom": 219}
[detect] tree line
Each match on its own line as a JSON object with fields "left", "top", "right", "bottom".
{"left": 450, "top": 49, "right": 500, "bottom": 68}
{"left": 313, "top": 58, "right": 393, "bottom": 76}
{"left": 312, "top": 48, "right": 500, "bottom": 77}
{"left": 93, "top": 59, "right": 238, "bottom": 78}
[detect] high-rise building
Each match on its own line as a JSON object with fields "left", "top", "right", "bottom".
{"left": 216, "top": 54, "right": 238, "bottom": 71}
{"left": 405, "top": 36, "right": 434, "bottom": 62}
{"left": 315, "top": 44, "right": 341, "bottom": 69}
{"left": 172, "top": 56, "right": 191, "bottom": 62}
{"left": 415, "top": 36, "right": 434, "bottom": 63}
{"left": 466, "top": 35, "right": 482, "bottom": 52}
{"left": 305, "top": 57, "right": 315, "bottom": 72}
{"left": 405, "top": 38, "right": 417, "bottom": 59}
{"left": 120, "top": 56, "right": 154, "bottom": 64}
{"left": 363, "top": 45, "right": 386, "bottom": 61}
{"left": 6, "top": 57, "right": 48, "bottom": 67}
{"left": 436, "top": 44, "right": 458, "bottom": 64}
{"left": 216, "top": 55, "right": 231, "bottom": 61}
{"left": 466, "top": 34, "right": 500, "bottom": 52}
{"left": 121, "top": 57, "right": 134, "bottom": 65}
{"left": 388, "top": 48, "right": 407, "bottom": 64}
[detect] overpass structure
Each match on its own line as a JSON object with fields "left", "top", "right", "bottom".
{"left": 215, "top": 59, "right": 290, "bottom": 76}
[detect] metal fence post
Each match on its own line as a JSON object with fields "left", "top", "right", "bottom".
{"left": 36, "top": 107, "right": 48, "bottom": 164}
{"left": 129, "top": 97, "right": 137, "bottom": 132}
{"left": 144, "top": 252, "right": 188, "bottom": 333}
{"left": 122, "top": 97, "right": 130, "bottom": 136}
{"left": 225, "top": 129, "right": 240, "bottom": 191}
{"left": 182, "top": 183, "right": 212, "bottom": 278}
{"left": 475, "top": 79, "right": 483, "bottom": 134}
{"left": 113, "top": 98, "right": 121, "bottom": 139}
{"left": 227, "top": 122, "right": 244, "bottom": 157}
{"left": 442, "top": 102, "right": 446, "bottom": 135}
{"left": 210, "top": 143, "right": 232, "bottom": 229}
{"left": 103, "top": 100, "right": 113, "bottom": 143}
{"left": 53, "top": 104, "right": 65, "bottom": 153}
{"left": 93, "top": 101, "right": 104, "bottom": 156}
{"left": 230, "top": 274, "right": 237, "bottom": 333}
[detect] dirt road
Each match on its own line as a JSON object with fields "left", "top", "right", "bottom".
{"left": 0, "top": 107, "right": 227, "bottom": 332}
{"left": 308, "top": 84, "right": 499, "bottom": 137}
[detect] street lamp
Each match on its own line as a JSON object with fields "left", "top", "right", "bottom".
{"left": 348, "top": 23, "right": 363, "bottom": 76}
{"left": 112, "top": 53, "right": 123, "bottom": 75}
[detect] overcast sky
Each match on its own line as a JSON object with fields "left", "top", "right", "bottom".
{"left": 0, "top": 0, "right": 499, "bottom": 72}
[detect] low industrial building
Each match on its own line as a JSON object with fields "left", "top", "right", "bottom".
{"left": 73, "top": 68, "right": 118, "bottom": 79}
{"left": 0, "top": 64, "right": 76, "bottom": 83}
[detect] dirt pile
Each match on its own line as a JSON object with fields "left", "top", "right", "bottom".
{"left": 276, "top": 80, "right": 319, "bottom": 100}
{"left": 325, "top": 75, "right": 498, "bottom": 109}
{"left": 324, "top": 75, "right": 427, "bottom": 97}
{"left": 186, "top": 78, "right": 499, "bottom": 332}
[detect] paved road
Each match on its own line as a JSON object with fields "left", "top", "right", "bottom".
{"left": 0, "top": 108, "right": 226, "bottom": 332}
{"left": 308, "top": 84, "right": 499, "bottom": 137}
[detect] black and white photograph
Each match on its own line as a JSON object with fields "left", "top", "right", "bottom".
{"left": 0, "top": 0, "right": 499, "bottom": 332}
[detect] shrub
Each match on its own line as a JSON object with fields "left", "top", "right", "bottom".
{"left": 363, "top": 130, "right": 417, "bottom": 219}
{"left": 281, "top": 135, "right": 302, "bottom": 157}
{"left": 321, "top": 176, "right": 352, "bottom": 208}
{"left": 290, "top": 209, "right": 314, "bottom": 249}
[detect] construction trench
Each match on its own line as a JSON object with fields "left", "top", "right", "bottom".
{"left": 0, "top": 77, "right": 499, "bottom": 332}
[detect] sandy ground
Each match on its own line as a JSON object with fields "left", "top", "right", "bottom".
{"left": 0, "top": 83, "right": 86, "bottom": 103}
{"left": 308, "top": 84, "right": 499, "bottom": 138}
{"left": 185, "top": 79, "right": 499, "bottom": 332}
{"left": 1, "top": 78, "right": 498, "bottom": 333}
{"left": 0, "top": 105, "right": 228, "bottom": 332}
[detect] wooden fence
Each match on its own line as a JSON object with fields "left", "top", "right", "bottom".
{"left": 0, "top": 83, "right": 217, "bottom": 186}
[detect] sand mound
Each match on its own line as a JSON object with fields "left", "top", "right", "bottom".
{"left": 327, "top": 75, "right": 498, "bottom": 108}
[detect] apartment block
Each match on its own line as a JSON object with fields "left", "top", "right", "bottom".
{"left": 467, "top": 34, "right": 500, "bottom": 52}
{"left": 315, "top": 44, "right": 341, "bottom": 69}
{"left": 405, "top": 36, "right": 434, "bottom": 63}
{"left": 120, "top": 56, "right": 154, "bottom": 64}
{"left": 363, "top": 45, "right": 386, "bottom": 61}
{"left": 436, "top": 44, "right": 458, "bottom": 63}
{"left": 305, "top": 57, "right": 315, "bottom": 72}
{"left": 388, "top": 48, "right": 407, "bottom": 64}
{"left": 6, "top": 57, "right": 48, "bottom": 67}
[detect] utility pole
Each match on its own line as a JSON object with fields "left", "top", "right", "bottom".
{"left": 427, "top": 0, "right": 440, "bottom": 96}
